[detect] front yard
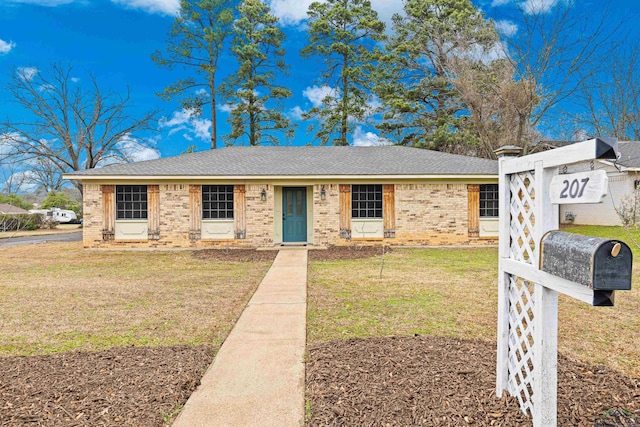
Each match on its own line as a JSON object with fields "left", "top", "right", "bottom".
{"left": 306, "top": 232, "right": 640, "bottom": 425}
{"left": 0, "top": 242, "right": 274, "bottom": 425}
{"left": 1, "top": 229, "right": 638, "bottom": 426}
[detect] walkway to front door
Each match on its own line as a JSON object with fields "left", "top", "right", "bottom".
{"left": 283, "top": 187, "right": 307, "bottom": 243}
{"left": 172, "top": 249, "right": 308, "bottom": 426}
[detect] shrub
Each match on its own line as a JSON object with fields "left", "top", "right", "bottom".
{"left": 0, "top": 213, "right": 44, "bottom": 231}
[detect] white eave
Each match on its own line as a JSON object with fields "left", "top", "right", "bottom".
{"left": 63, "top": 173, "right": 498, "bottom": 181}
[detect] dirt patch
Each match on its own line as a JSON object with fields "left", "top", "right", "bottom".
{"left": 306, "top": 336, "right": 640, "bottom": 426}
{"left": 309, "top": 245, "right": 391, "bottom": 261}
{"left": 0, "top": 345, "right": 213, "bottom": 426}
{"left": 192, "top": 248, "right": 278, "bottom": 263}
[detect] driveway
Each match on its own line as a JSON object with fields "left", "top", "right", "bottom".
{"left": 0, "top": 232, "right": 82, "bottom": 247}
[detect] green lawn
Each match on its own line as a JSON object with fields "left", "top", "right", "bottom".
{"left": 0, "top": 242, "right": 271, "bottom": 355}
{"left": 308, "top": 234, "right": 640, "bottom": 377}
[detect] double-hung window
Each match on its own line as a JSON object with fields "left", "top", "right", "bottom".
{"left": 352, "top": 184, "right": 382, "bottom": 219}
{"left": 116, "top": 185, "right": 148, "bottom": 220}
{"left": 202, "top": 185, "right": 234, "bottom": 220}
{"left": 480, "top": 184, "right": 499, "bottom": 218}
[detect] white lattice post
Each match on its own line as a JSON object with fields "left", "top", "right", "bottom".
{"left": 495, "top": 138, "right": 623, "bottom": 427}
{"left": 531, "top": 160, "right": 559, "bottom": 425}
{"left": 496, "top": 146, "right": 521, "bottom": 397}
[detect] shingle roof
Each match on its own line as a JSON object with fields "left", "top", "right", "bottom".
{"left": 67, "top": 146, "right": 498, "bottom": 178}
{"left": 616, "top": 141, "right": 640, "bottom": 168}
{"left": 0, "top": 204, "right": 30, "bottom": 214}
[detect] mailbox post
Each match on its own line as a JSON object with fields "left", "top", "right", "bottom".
{"left": 495, "top": 138, "right": 633, "bottom": 427}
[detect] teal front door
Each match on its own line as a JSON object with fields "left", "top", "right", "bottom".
{"left": 282, "top": 187, "right": 307, "bottom": 242}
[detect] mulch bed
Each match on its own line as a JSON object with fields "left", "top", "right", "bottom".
{"left": 192, "top": 246, "right": 388, "bottom": 262}
{"left": 192, "top": 248, "right": 278, "bottom": 262}
{"left": 0, "top": 345, "right": 214, "bottom": 427}
{"left": 309, "top": 245, "right": 390, "bottom": 261}
{"left": 306, "top": 336, "right": 640, "bottom": 426}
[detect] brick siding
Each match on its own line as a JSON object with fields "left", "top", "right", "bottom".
{"left": 82, "top": 182, "right": 495, "bottom": 249}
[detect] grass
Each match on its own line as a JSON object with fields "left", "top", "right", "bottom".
{"left": 0, "top": 223, "right": 82, "bottom": 239}
{"left": 0, "top": 241, "right": 272, "bottom": 356}
{"left": 308, "top": 240, "right": 640, "bottom": 378}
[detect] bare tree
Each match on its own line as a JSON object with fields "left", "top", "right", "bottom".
{"left": 0, "top": 63, "right": 157, "bottom": 195}
{"left": 569, "top": 42, "right": 640, "bottom": 141}
{"left": 0, "top": 157, "right": 29, "bottom": 195}
{"left": 496, "top": 1, "right": 620, "bottom": 150}
{"left": 449, "top": 57, "right": 540, "bottom": 159}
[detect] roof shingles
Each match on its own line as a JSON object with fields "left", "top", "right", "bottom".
{"left": 67, "top": 146, "right": 498, "bottom": 178}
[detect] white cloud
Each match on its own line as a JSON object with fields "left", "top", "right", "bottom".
{"left": 352, "top": 126, "right": 391, "bottom": 147}
{"left": 3, "top": 171, "right": 39, "bottom": 194}
{"left": 495, "top": 20, "right": 518, "bottom": 37}
{"left": 17, "top": 67, "right": 38, "bottom": 81}
{"left": 71, "top": 77, "right": 80, "bottom": 83}
{"left": 369, "top": 0, "right": 404, "bottom": 29}
{"left": 268, "top": 0, "right": 313, "bottom": 26}
{"left": 117, "top": 134, "right": 161, "bottom": 163}
{"left": 288, "top": 106, "right": 305, "bottom": 120}
{"left": 491, "top": 0, "right": 561, "bottom": 14}
{"left": 159, "top": 108, "right": 212, "bottom": 142}
{"left": 303, "top": 85, "right": 339, "bottom": 108}
{"left": 191, "top": 117, "right": 211, "bottom": 141}
{"left": 218, "top": 104, "right": 234, "bottom": 113}
{"left": 110, "top": 0, "right": 179, "bottom": 16}
{"left": 0, "top": 39, "right": 16, "bottom": 55}
{"left": 159, "top": 109, "right": 193, "bottom": 127}
{"left": 268, "top": 0, "right": 402, "bottom": 28}
{"left": 4, "top": 0, "right": 78, "bottom": 5}
{"left": 0, "top": 133, "right": 20, "bottom": 156}
{"left": 522, "top": 0, "right": 560, "bottom": 14}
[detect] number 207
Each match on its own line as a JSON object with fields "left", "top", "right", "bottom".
{"left": 560, "top": 177, "right": 590, "bottom": 199}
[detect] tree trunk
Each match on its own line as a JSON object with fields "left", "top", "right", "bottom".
{"left": 210, "top": 75, "right": 217, "bottom": 149}
{"left": 341, "top": 53, "right": 348, "bottom": 146}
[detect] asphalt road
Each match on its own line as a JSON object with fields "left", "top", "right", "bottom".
{"left": 0, "top": 232, "right": 82, "bottom": 247}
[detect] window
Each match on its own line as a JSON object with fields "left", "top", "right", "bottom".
{"left": 202, "top": 185, "right": 234, "bottom": 220}
{"left": 480, "top": 184, "right": 499, "bottom": 218}
{"left": 352, "top": 184, "right": 382, "bottom": 218}
{"left": 116, "top": 185, "right": 147, "bottom": 220}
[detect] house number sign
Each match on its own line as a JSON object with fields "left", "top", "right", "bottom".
{"left": 549, "top": 169, "right": 608, "bottom": 204}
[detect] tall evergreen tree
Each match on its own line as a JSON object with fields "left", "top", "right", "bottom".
{"left": 222, "top": 0, "right": 294, "bottom": 146}
{"left": 376, "top": 0, "right": 497, "bottom": 152}
{"left": 302, "top": 0, "right": 386, "bottom": 146}
{"left": 152, "top": 0, "right": 235, "bottom": 149}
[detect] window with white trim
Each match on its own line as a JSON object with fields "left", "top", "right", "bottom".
{"left": 116, "top": 185, "right": 148, "bottom": 220}
{"left": 202, "top": 185, "right": 234, "bottom": 219}
{"left": 351, "top": 184, "right": 382, "bottom": 218}
{"left": 480, "top": 184, "right": 499, "bottom": 218}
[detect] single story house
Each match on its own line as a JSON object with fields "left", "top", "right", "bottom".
{"left": 0, "top": 204, "right": 30, "bottom": 215}
{"left": 64, "top": 146, "right": 499, "bottom": 249}
{"left": 560, "top": 141, "right": 640, "bottom": 226}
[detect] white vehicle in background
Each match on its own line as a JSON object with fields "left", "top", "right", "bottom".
{"left": 29, "top": 207, "right": 79, "bottom": 224}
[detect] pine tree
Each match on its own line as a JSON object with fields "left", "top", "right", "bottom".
{"left": 302, "top": 0, "right": 386, "bottom": 146}
{"left": 152, "top": 0, "right": 235, "bottom": 149}
{"left": 223, "top": 0, "right": 294, "bottom": 146}
{"left": 376, "top": 0, "right": 497, "bottom": 152}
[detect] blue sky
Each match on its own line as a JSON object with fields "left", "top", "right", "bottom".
{"left": 0, "top": 0, "right": 639, "bottom": 164}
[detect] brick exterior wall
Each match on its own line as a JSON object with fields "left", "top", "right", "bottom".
{"left": 394, "top": 183, "right": 470, "bottom": 246}
{"left": 82, "top": 182, "right": 495, "bottom": 249}
{"left": 82, "top": 184, "right": 104, "bottom": 247}
{"left": 313, "top": 184, "right": 340, "bottom": 247}
{"left": 245, "top": 184, "right": 275, "bottom": 247}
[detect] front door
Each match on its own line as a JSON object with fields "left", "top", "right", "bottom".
{"left": 282, "top": 187, "right": 307, "bottom": 242}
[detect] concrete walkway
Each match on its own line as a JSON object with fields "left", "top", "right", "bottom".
{"left": 173, "top": 249, "right": 308, "bottom": 427}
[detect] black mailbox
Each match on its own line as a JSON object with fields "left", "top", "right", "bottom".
{"left": 540, "top": 231, "right": 632, "bottom": 293}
